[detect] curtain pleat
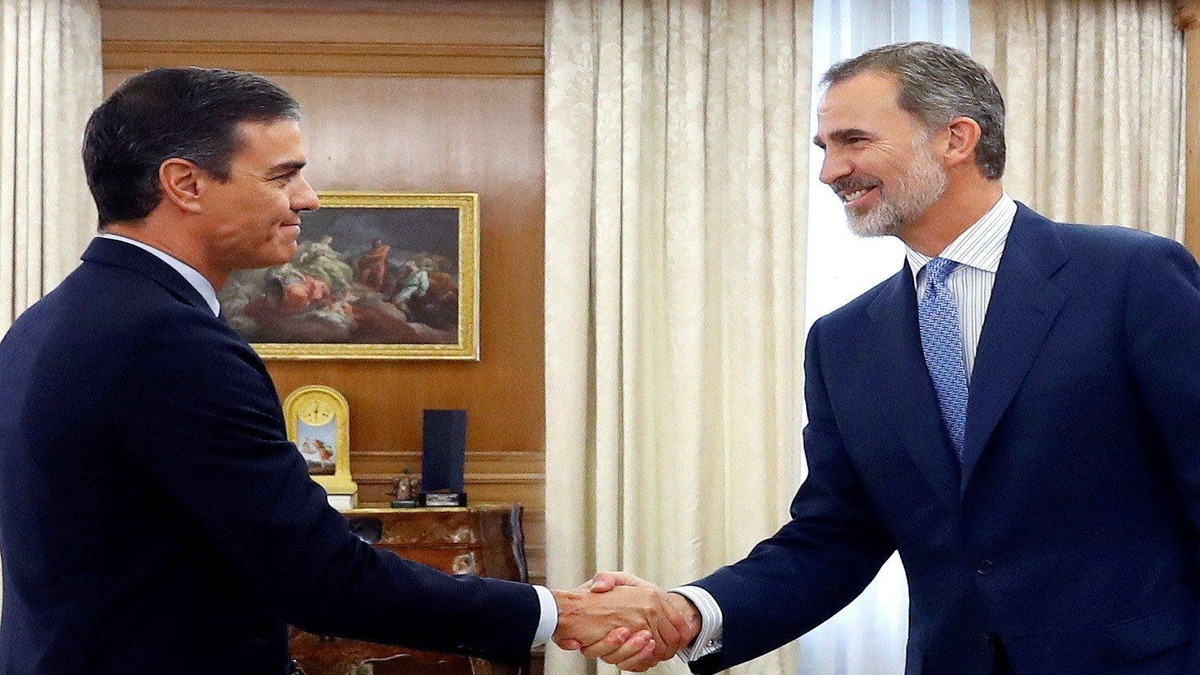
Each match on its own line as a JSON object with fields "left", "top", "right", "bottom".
{"left": 0, "top": 0, "right": 100, "bottom": 610}
{"left": 545, "top": 1, "right": 811, "bottom": 673}
{"left": 972, "top": 0, "right": 1185, "bottom": 238}
{"left": 0, "top": 0, "right": 101, "bottom": 335}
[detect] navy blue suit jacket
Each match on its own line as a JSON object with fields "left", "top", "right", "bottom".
{"left": 690, "top": 205, "right": 1200, "bottom": 674}
{"left": 0, "top": 238, "right": 540, "bottom": 674}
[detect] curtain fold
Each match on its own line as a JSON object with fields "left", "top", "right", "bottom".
{"left": 0, "top": 0, "right": 101, "bottom": 335}
{"left": 971, "top": 0, "right": 1185, "bottom": 238}
{"left": 545, "top": 1, "right": 811, "bottom": 673}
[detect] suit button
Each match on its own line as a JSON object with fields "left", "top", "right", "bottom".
{"left": 979, "top": 633, "right": 993, "bottom": 649}
{"left": 976, "top": 559, "right": 994, "bottom": 575}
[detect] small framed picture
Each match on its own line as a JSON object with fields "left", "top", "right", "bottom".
{"left": 283, "top": 385, "right": 358, "bottom": 503}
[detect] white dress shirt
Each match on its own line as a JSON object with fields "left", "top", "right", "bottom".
{"left": 675, "top": 193, "right": 1017, "bottom": 663}
{"left": 904, "top": 193, "right": 1015, "bottom": 380}
{"left": 96, "top": 233, "right": 559, "bottom": 648}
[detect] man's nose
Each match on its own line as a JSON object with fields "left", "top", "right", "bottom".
{"left": 818, "top": 150, "right": 850, "bottom": 186}
{"left": 293, "top": 175, "right": 319, "bottom": 212}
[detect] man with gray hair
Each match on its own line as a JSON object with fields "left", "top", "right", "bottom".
{"left": 576, "top": 41, "right": 1200, "bottom": 674}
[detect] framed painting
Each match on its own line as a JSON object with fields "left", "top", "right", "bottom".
{"left": 219, "top": 192, "right": 480, "bottom": 359}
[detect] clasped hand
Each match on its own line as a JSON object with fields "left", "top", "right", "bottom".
{"left": 552, "top": 572, "right": 701, "bottom": 672}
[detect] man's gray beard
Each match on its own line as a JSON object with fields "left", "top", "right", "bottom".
{"left": 845, "top": 142, "right": 948, "bottom": 238}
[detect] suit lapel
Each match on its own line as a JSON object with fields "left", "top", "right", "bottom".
{"left": 863, "top": 264, "right": 961, "bottom": 510}
{"left": 960, "top": 205, "right": 1067, "bottom": 493}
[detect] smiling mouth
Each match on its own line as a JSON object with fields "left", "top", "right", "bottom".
{"left": 838, "top": 185, "right": 877, "bottom": 208}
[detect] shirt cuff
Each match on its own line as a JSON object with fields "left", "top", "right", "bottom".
{"left": 670, "top": 585, "right": 724, "bottom": 661}
{"left": 531, "top": 585, "right": 558, "bottom": 649}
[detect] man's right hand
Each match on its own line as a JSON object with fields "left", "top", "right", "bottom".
{"left": 555, "top": 571, "right": 702, "bottom": 672}
{"left": 551, "top": 574, "right": 692, "bottom": 672}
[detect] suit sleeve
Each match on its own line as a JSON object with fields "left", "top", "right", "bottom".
{"left": 1122, "top": 236, "right": 1200, "bottom": 670}
{"left": 687, "top": 317, "right": 896, "bottom": 673}
{"left": 112, "top": 307, "right": 539, "bottom": 664}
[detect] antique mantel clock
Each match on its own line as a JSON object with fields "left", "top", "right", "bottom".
{"left": 283, "top": 385, "right": 358, "bottom": 508}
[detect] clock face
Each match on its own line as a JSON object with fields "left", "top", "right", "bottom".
{"left": 283, "top": 385, "right": 351, "bottom": 489}
{"left": 299, "top": 397, "right": 336, "bottom": 426}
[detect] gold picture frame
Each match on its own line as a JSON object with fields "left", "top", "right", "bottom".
{"left": 283, "top": 385, "right": 358, "bottom": 505}
{"left": 219, "top": 192, "right": 480, "bottom": 360}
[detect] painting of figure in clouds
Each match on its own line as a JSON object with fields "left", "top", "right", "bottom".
{"left": 218, "top": 193, "right": 479, "bottom": 360}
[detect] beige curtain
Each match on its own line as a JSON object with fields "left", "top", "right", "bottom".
{"left": 0, "top": 0, "right": 100, "bottom": 609}
{"left": 545, "top": 1, "right": 811, "bottom": 673}
{"left": 972, "top": 0, "right": 1185, "bottom": 238}
{"left": 0, "top": 0, "right": 102, "bottom": 335}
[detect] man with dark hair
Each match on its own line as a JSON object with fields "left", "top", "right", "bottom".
{"left": 0, "top": 67, "right": 686, "bottom": 674}
{"left": 82, "top": 67, "right": 304, "bottom": 226}
{"left": 582, "top": 41, "right": 1200, "bottom": 674}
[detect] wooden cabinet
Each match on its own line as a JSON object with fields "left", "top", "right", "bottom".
{"left": 290, "top": 504, "right": 530, "bottom": 675}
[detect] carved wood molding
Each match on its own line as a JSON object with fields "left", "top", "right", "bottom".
{"left": 1180, "top": 1, "right": 1200, "bottom": 257}
{"left": 356, "top": 473, "right": 543, "bottom": 486}
{"left": 103, "top": 39, "right": 543, "bottom": 77}
{"left": 351, "top": 450, "right": 544, "bottom": 474}
{"left": 1176, "top": 0, "right": 1200, "bottom": 30}
{"left": 352, "top": 450, "right": 543, "bottom": 460}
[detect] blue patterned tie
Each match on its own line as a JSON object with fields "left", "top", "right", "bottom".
{"left": 919, "top": 258, "right": 968, "bottom": 458}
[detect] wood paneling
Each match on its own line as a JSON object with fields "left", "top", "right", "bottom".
{"left": 101, "top": 0, "right": 546, "bottom": 584}
{"left": 1178, "top": 1, "right": 1200, "bottom": 258}
{"left": 101, "top": 1, "right": 544, "bottom": 46}
{"left": 104, "top": 41, "right": 542, "bottom": 77}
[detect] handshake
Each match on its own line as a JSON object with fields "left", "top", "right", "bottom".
{"left": 551, "top": 572, "right": 702, "bottom": 672}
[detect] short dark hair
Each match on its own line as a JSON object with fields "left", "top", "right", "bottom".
{"left": 82, "top": 67, "right": 301, "bottom": 226}
{"left": 821, "top": 41, "right": 1006, "bottom": 179}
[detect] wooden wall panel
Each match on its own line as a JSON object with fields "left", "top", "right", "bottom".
{"left": 1178, "top": 2, "right": 1200, "bottom": 258}
{"left": 101, "top": 0, "right": 547, "bottom": 584}
{"left": 102, "top": 1, "right": 544, "bottom": 47}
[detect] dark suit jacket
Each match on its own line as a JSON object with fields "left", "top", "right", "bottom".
{"left": 0, "top": 238, "right": 540, "bottom": 674}
{"left": 689, "top": 205, "right": 1200, "bottom": 674}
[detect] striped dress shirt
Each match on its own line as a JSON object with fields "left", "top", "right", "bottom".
{"left": 905, "top": 193, "right": 1016, "bottom": 382}
{"left": 675, "top": 193, "right": 1018, "bottom": 663}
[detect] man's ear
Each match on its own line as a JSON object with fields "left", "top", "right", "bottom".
{"left": 158, "top": 158, "right": 205, "bottom": 214}
{"left": 943, "top": 116, "right": 982, "bottom": 168}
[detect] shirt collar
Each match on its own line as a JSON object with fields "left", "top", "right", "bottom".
{"left": 99, "top": 233, "right": 221, "bottom": 317}
{"left": 904, "top": 193, "right": 1017, "bottom": 284}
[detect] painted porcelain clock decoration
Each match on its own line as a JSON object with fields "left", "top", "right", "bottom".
{"left": 283, "top": 385, "right": 358, "bottom": 509}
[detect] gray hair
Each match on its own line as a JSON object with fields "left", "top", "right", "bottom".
{"left": 821, "top": 41, "right": 1006, "bottom": 179}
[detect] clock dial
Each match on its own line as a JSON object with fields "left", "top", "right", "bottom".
{"left": 299, "top": 397, "right": 335, "bottom": 425}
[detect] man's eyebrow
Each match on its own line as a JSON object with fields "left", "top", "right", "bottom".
{"left": 813, "top": 128, "right": 874, "bottom": 148}
{"left": 267, "top": 160, "right": 306, "bottom": 175}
